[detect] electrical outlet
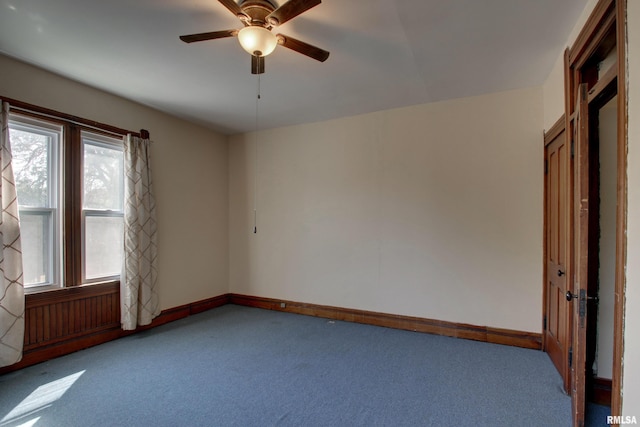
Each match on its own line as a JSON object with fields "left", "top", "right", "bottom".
{"left": 280, "top": 302, "right": 286, "bottom": 308}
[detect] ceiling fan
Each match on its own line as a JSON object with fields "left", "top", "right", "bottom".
{"left": 180, "top": 0, "right": 330, "bottom": 74}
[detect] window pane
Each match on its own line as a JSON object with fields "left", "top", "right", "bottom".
{"left": 10, "top": 128, "right": 50, "bottom": 207}
{"left": 85, "top": 216, "right": 123, "bottom": 280}
{"left": 83, "top": 142, "right": 124, "bottom": 210}
{"left": 10, "top": 116, "right": 60, "bottom": 288}
{"left": 20, "top": 213, "right": 52, "bottom": 286}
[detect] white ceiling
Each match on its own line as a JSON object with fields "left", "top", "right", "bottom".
{"left": 0, "top": 0, "right": 588, "bottom": 135}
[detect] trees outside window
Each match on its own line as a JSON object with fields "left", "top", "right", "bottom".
{"left": 9, "top": 114, "right": 124, "bottom": 289}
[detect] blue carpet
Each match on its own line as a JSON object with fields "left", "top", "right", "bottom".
{"left": 586, "top": 403, "right": 611, "bottom": 427}
{"left": 0, "top": 305, "right": 572, "bottom": 426}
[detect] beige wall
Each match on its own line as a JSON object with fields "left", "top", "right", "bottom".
{"left": 623, "top": 0, "right": 640, "bottom": 416}
{"left": 0, "top": 54, "right": 229, "bottom": 310}
{"left": 230, "top": 87, "right": 544, "bottom": 333}
{"left": 596, "top": 97, "right": 617, "bottom": 380}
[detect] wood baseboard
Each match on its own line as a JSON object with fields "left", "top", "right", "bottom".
{"left": 1, "top": 291, "right": 540, "bottom": 375}
{"left": 228, "top": 294, "right": 542, "bottom": 350}
{"left": 0, "top": 293, "right": 230, "bottom": 375}
{"left": 590, "top": 377, "right": 612, "bottom": 406}
{"left": 138, "top": 293, "right": 231, "bottom": 330}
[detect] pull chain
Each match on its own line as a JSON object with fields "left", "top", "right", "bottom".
{"left": 253, "top": 73, "right": 261, "bottom": 234}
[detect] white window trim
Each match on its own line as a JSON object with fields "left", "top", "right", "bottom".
{"left": 80, "top": 131, "right": 124, "bottom": 283}
{"left": 9, "top": 114, "right": 63, "bottom": 289}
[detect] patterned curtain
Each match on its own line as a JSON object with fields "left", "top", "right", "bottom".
{"left": 0, "top": 101, "right": 25, "bottom": 367}
{"left": 121, "top": 134, "right": 159, "bottom": 330}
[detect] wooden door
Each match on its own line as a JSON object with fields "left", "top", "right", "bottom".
{"left": 561, "top": 1, "right": 625, "bottom": 419}
{"left": 544, "top": 125, "right": 571, "bottom": 393}
{"left": 571, "top": 83, "right": 589, "bottom": 427}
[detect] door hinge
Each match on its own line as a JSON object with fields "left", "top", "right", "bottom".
{"left": 569, "top": 346, "right": 573, "bottom": 368}
{"left": 543, "top": 315, "right": 547, "bottom": 330}
{"left": 544, "top": 159, "right": 548, "bottom": 175}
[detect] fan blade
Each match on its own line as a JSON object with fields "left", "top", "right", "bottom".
{"left": 217, "top": 0, "right": 247, "bottom": 19}
{"left": 266, "top": 0, "right": 321, "bottom": 26}
{"left": 276, "top": 34, "right": 329, "bottom": 62}
{"left": 251, "top": 55, "right": 265, "bottom": 74}
{"left": 180, "top": 30, "right": 237, "bottom": 43}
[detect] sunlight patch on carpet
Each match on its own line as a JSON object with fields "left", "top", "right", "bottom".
{"left": 1, "top": 371, "right": 85, "bottom": 425}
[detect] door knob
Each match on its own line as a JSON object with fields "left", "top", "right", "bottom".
{"left": 557, "top": 269, "right": 565, "bottom": 277}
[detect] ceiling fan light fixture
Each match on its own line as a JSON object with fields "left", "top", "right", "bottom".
{"left": 238, "top": 26, "right": 277, "bottom": 56}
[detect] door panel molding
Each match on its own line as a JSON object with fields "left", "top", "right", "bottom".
{"left": 543, "top": 116, "right": 571, "bottom": 394}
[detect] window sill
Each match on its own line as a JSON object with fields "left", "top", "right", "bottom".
{"left": 25, "top": 281, "right": 120, "bottom": 307}
{"left": 25, "top": 284, "right": 64, "bottom": 296}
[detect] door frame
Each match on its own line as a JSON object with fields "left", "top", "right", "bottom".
{"left": 558, "top": 0, "right": 627, "bottom": 421}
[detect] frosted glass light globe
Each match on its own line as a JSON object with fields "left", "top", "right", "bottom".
{"left": 238, "top": 26, "right": 277, "bottom": 56}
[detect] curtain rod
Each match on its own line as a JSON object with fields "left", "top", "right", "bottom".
{"left": 1, "top": 95, "right": 149, "bottom": 139}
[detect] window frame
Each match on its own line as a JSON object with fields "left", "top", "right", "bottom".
{"left": 2, "top": 98, "right": 141, "bottom": 294}
{"left": 9, "top": 114, "right": 63, "bottom": 290}
{"left": 80, "top": 131, "right": 125, "bottom": 283}
{"left": 64, "top": 125, "right": 126, "bottom": 289}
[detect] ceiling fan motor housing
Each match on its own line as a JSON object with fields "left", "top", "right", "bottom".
{"left": 238, "top": 0, "right": 278, "bottom": 27}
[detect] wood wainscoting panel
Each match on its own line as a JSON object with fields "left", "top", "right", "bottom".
{"left": 24, "top": 282, "right": 121, "bottom": 352}
{"left": 229, "top": 294, "right": 542, "bottom": 350}
{"left": 0, "top": 290, "right": 230, "bottom": 375}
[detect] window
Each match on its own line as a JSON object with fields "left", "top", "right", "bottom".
{"left": 9, "top": 113, "right": 125, "bottom": 289}
{"left": 82, "top": 132, "right": 124, "bottom": 281}
{"left": 10, "top": 116, "right": 62, "bottom": 287}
